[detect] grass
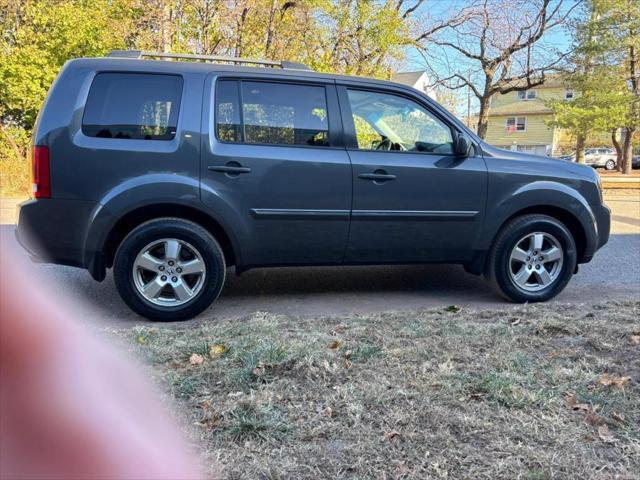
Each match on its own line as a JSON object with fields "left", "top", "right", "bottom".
{"left": 110, "top": 301, "right": 640, "bottom": 479}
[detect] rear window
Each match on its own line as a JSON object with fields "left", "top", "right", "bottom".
{"left": 82, "top": 73, "right": 183, "bottom": 140}
{"left": 215, "top": 79, "right": 330, "bottom": 147}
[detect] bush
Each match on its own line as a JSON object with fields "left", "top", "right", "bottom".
{"left": 0, "top": 126, "right": 30, "bottom": 197}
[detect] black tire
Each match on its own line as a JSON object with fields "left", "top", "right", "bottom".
{"left": 113, "top": 218, "right": 226, "bottom": 321}
{"left": 486, "top": 214, "right": 577, "bottom": 303}
{"left": 605, "top": 159, "right": 616, "bottom": 170}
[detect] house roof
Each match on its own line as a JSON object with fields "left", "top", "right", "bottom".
{"left": 502, "top": 73, "right": 568, "bottom": 90}
{"left": 391, "top": 71, "right": 426, "bottom": 87}
{"left": 488, "top": 101, "right": 553, "bottom": 116}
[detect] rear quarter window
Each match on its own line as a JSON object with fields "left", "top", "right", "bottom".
{"left": 82, "top": 73, "right": 183, "bottom": 140}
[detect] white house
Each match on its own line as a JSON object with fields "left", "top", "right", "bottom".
{"left": 391, "top": 70, "right": 437, "bottom": 99}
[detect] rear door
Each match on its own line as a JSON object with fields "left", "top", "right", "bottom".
{"left": 338, "top": 85, "right": 487, "bottom": 263}
{"left": 200, "top": 75, "right": 352, "bottom": 268}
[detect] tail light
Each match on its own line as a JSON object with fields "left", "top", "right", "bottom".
{"left": 32, "top": 145, "right": 51, "bottom": 199}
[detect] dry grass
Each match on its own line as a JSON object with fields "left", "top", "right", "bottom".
{"left": 107, "top": 301, "right": 640, "bottom": 478}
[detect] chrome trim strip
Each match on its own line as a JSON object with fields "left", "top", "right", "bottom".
{"left": 352, "top": 210, "right": 478, "bottom": 220}
{"left": 250, "top": 208, "right": 478, "bottom": 221}
{"left": 250, "top": 208, "right": 350, "bottom": 219}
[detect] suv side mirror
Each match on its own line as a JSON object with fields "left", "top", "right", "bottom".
{"left": 454, "top": 133, "right": 473, "bottom": 157}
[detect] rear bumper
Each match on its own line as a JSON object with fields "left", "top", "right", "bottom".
{"left": 15, "top": 198, "right": 97, "bottom": 269}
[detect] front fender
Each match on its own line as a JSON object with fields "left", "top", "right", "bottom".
{"left": 480, "top": 180, "right": 598, "bottom": 256}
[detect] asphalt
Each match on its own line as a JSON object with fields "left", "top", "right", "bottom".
{"left": 1, "top": 193, "right": 638, "bottom": 326}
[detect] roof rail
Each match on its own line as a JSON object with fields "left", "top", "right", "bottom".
{"left": 107, "top": 50, "right": 312, "bottom": 71}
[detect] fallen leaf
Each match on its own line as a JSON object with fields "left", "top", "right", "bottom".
{"left": 597, "top": 374, "right": 630, "bottom": 389}
{"left": 209, "top": 343, "right": 226, "bottom": 358}
{"left": 564, "top": 392, "right": 577, "bottom": 408}
{"left": 136, "top": 335, "right": 145, "bottom": 344}
{"left": 565, "top": 393, "right": 592, "bottom": 413}
{"left": 598, "top": 425, "right": 616, "bottom": 443}
{"left": 510, "top": 318, "right": 521, "bottom": 326}
{"left": 585, "top": 411, "right": 605, "bottom": 426}
{"left": 630, "top": 335, "right": 640, "bottom": 346}
{"left": 343, "top": 350, "right": 352, "bottom": 360}
{"left": 611, "top": 411, "right": 625, "bottom": 423}
{"left": 445, "top": 305, "right": 461, "bottom": 313}
{"left": 328, "top": 340, "right": 342, "bottom": 350}
{"left": 384, "top": 430, "right": 401, "bottom": 441}
{"left": 323, "top": 406, "right": 333, "bottom": 417}
{"left": 189, "top": 353, "right": 204, "bottom": 365}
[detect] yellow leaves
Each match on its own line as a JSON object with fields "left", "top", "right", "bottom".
{"left": 328, "top": 340, "right": 342, "bottom": 350}
{"left": 209, "top": 343, "right": 227, "bottom": 358}
{"left": 189, "top": 353, "right": 204, "bottom": 366}
{"left": 136, "top": 335, "right": 146, "bottom": 344}
{"left": 596, "top": 374, "right": 630, "bottom": 389}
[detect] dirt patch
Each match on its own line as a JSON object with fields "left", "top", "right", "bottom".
{"left": 107, "top": 302, "right": 640, "bottom": 479}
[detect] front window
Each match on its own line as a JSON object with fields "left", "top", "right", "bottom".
{"left": 517, "top": 90, "right": 537, "bottom": 101}
{"left": 506, "top": 117, "right": 526, "bottom": 132}
{"left": 346, "top": 89, "right": 454, "bottom": 154}
{"left": 565, "top": 89, "right": 574, "bottom": 100}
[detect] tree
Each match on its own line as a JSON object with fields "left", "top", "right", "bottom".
{"left": 546, "top": 2, "right": 630, "bottom": 164}
{"left": 547, "top": 69, "right": 629, "bottom": 163}
{"left": 416, "top": 0, "right": 579, "bottom": 139}
{"left": 580, "top": 0, "right": 639, "bottom": 173}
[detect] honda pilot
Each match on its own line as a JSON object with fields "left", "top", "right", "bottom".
{"left": 16, "top": 51, "right": 611, "bottom": 321}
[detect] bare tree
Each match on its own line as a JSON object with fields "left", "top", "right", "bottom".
{"left": 417, "top": 0, "right": 580, "bottom": 138}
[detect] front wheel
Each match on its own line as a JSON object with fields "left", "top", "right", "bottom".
{"left": 114, "top": 218, "right": 226, "bottom": 321}
{"left": 486, "top": 214, "right": 577, "bottom": 303}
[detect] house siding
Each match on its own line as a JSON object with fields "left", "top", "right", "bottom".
{"left": 485, "top": 113, "right": 555, "bottom": 148}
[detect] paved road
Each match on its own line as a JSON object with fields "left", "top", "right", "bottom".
{"left": 1, "top": 194, "right": 638, "bottom": 325}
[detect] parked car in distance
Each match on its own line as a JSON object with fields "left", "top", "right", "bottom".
{"left": 16, "top": 51, "right": 611, "bottom": 321}
{"left": 561, "top": 148, "right": 618, "bottom": 170}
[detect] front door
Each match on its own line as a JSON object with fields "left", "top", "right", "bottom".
{"left": 201, "top": 76, "right": 351, "bottom": 267}
{"left": 339, "top": 86, "right": 487, "bottom": 263}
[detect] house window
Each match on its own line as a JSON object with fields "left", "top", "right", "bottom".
{"left": 565, "top": 89, "right": 574, "bottom": 100}
{"left": 517, "top": 90, "right": 537, "bottom": 100}
{"left": 506, "top": 116, "right": 526, "bottom": 132}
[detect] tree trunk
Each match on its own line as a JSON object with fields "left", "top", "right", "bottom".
{"left": 621, "top": 127, "right": 635, "bottom": 175}
{"left": 575, "top": 133, "right": 586, "bottom": 164}
{"left": 476, "top": 95, "right": 491, "bottom": 139}
{"left": 611, "top": 128, "right": 623, "bottom": 170}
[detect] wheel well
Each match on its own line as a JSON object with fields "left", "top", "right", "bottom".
{"left": 500, "top": 206, "right": 587, "bottom": 261}
{"left": 102, "top": 204, "right": 237, "bottom": 268}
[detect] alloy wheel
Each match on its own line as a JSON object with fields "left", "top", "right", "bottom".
{"left": 508, "top": 232, "right": 564, "bottom": 292}
{"left": 132, "top": 238, "right": 206, "bottom": 306}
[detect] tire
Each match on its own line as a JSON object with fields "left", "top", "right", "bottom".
{"left": 113, "top": 218, "right": 226, "bottom": 321}
{"left": 486, "top": 214, "right": 577, "bottom": 303}
{"left": 605, "top": 159, "right": 616, "bottom": 170}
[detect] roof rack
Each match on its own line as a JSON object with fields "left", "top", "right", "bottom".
{"left": 107, "top": 50, "right": 312, "bottom": 71}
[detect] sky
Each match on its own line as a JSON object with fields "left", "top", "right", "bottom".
{"left": 402, "top": 0, "right": 578, "bottom": 116}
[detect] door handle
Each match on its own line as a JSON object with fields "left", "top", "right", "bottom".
{"left": 358, "top": 171, "right": 396, "bottom": 182}
{"left": 208, "top": 165, "right": 252, "bottom": 174}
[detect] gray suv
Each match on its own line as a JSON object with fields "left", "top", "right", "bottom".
{"left": 16, "top": 51, "right": 611, "bottom": 321}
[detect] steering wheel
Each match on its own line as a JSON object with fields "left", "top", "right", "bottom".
{"left": 375, "top": 138, "right": 406, "bottom": 151}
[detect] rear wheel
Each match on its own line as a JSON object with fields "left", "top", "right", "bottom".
{"left": 114, "top": 218, "right": 226, "bottom": 321}
{"left": 605, "top": 159, "right": 616, "bottom": 170}
{"left": 486, "top": 214, "right": 577, "bottom": 303}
